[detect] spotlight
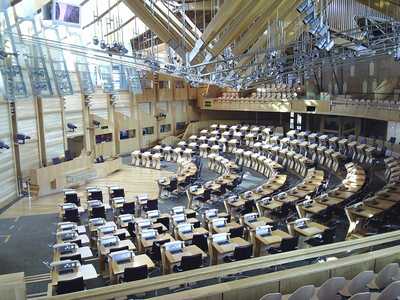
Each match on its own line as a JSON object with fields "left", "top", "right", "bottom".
{"left": 93, "top": 120, "right": 100, "bottom": 127}
{"left": 16, "top": 134, "right": 31, "bottom": 144}
{"left": 93, "top": 36, "right": 99, "bottom": 45}
{"left": 67, "top": 123, "right": 77, "bottom": 132}
{"left": 100, "top": 40, "right": 107, "bottom": 49}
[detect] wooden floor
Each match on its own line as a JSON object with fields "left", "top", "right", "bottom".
{"left": 0, "top": 165, "right": 173, "bottom": 219}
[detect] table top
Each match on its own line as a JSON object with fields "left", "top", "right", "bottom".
{"left": 256, "top": 229, "right": 292, "bottom": 246}
{"left": 294, "top": 222, "right": 328, "bottom": 237}
{"left": 301, "top": 202, "right": 328, "bottom": 214}
{"left": 52, "top": 264, "right": 97, "bottom": 285}
{"left": 98, "top": 239, "right": 136, "bottom": 256}
{"left": 56, "top": 234, "right": 89, "bottom": 246}
{"left": 141, "top": 233, "right": 174, "bottom": 249}
{"left": 260, "top": 199, "right": 283, "bottom": 210}
{"left": 329, "top": 190, "right": 354, "bottom": 199}
{"left": 288, "top": 189, "right": 312, "bottom": 199}
{"left": 53, "top": 246, "right": 93, "bottom": 262}
{"left": 109, "top": 253, "right": 155, "bottom": 276}
{"left": 364, "top": 198, "right": 396, "bottom": 211}
{"left": 165, "top": 245, "right": 207, "bottom": 265}
{"left": 213, "top": 221, "right": 242, "bottom": 234}
{"left": 347, "top": 205, "right": 383, "bottom": 218}
{"left": 316, "top": 196, "right": 345, "bottom": 207}
{"left": 244, "top": 216, "right": 274, "bottom": 229}
{"left": 276, "top": 195, "right": 299, "bottom": 203}
{"left": 178, "top": 227, "right": 208, "bottom": 242}
{"left": 212, "top": 237, "right": 250, "bottom": 255}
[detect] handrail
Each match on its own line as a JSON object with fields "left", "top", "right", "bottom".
{"left": 35, "top": 230, "right": 400, "bottom": 299}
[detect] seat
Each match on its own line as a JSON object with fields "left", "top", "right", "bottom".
{"left": 269, "top": 236, "right": 299, "bottom": 254}
{"left": 271, "top": 202, "right": 291, "bottom": 220}
{"left": 121, "top": 265, "right": 148, "bottom": 282}
{"left": 127, "top": 222, "right": 137, "bottom": 241}
{"left": 121, "top": 202, "right": 135, "bottom": 215}
{"left": 348, "top": 292, "right": 371, "bottom": 300}
{"left": 259, "top": 293, "right": 282, "bottom": 300}
{"left": 224, "top": 244, "right": 252, "bottom": 262}
{"left": 173, "top": 253, "right": 203, "bottom": 272}
{"left": 91, "top": 206, "right": 106, "bottom": 219}
{"left": 63, "top": 208, "right": 80, "bottom": 223}
{"left": 192, "top": 234, "right": 208, "bottom": 253}
{"left": 367, "top": 263, "right": 399, "bottom": 290}
{"left": 166, "top": 178, "right": 178, "bottom": 193}
{"left": 147, "top": 239, "right": 170, "bottom": 263}
{"left": 56, "top": 276, "right": 84, "bottom": 295}
{"left": 312, "top": 277, "right": 346, "bottom": 300}
{"left": 229, "top": 226, "right": 245, "bottom": 238}
{"left": 305, "top": 228, "right": 335, "bottom": 247}
{"left": 339, "top": 270, "right": 375, "bottom": 297}
{"left": 239, "top": 200, "right": 254, "bottom": 216}
{"left": 60, "top": 254, "right": 82, "bottom": 264}
{"left": 195, "top": 189, "right": 211, "bottom": 203}
{"left": 284, "top": 285, "right": 315, "bottom": 300}
{"left": 371, "top": 280, "right": 400, "bottom": 300}
{"left": 144, "top": 199, "right": 158, "bottom": 212}
{"left": 156, "top": 216, "right": 170, "bottom": 231}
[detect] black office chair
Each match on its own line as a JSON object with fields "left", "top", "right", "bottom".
{"left": 63, "top": 208, "right": 80, "bottom": 223}
{"left": 229, "top": 226, "right": 245, "bottom": 238}
{"left": 166, "top": 178, "right": 178, "bottom": 193}
{"left": 121, "top": 265, "right": 148, "bottom": 282}
{"left": 156, "top": 216, "right": 170, "bottom": 230}
{"left": 212, "top": 184, "right": 227, "bottom": 197}
{"left": 65, "top": 195, "right": 80, "bottom": 206}
{"left": 121, "top": 202, "right": 135, "bottom": 215}
{"left": 71, "top": 239, "right": 82, "bottom": 247}
{"left": 239, "top": 200, "right": 254, "bottom": 216}
{"left": 173, "top": 253, "right": 202, "bottom": 272}
{"left": 127, "top": 222, "right": 137, "bottom": 241}
{"left": 269, "top": 236, "right": 299, "bottom": 254}
{"left": 224, "top": 244, "right": 252, "bottom": 262}
{"left": 109, "top": 246, "right": 129, "bottom": 254}
{"left": 56, "top": 276, "right": 84, "bottom": 295}
{"left": 60, "top": 254, "right": 82, "bottom": 264}
{"left": 147, "top": 239, "right": 170, "bottom": 263}
{"left": 91, "top": 206, "right": 106, "bottom": 219}
{"left": 270, "top": 202, "right": 291, "bottom": 221}
{"left": 305, "top": 228, "right": 335, "bottom": 246}
{"left": 192, "top": 234, "right": 208, "bottom": 253}
{"left": 117, "top": 232, "right": 126, "bottom": 240}
{"left": 144, "top": 199, "right": 158, "bottom": 212}
{"left": 195, "top": 189, "right": 211, "bottom": 204}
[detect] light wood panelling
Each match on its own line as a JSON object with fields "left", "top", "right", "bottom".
{"left": 90, "top": 92, "right": 109, "bottom": 121}
{"left": 1, "top": 165, "right": 172, "bottom": 219}
{"left": 0, "top": 102, "right": 18, "bottom": 206}
{"left": 15, "top": 99, "right": 40, "bottom": 176}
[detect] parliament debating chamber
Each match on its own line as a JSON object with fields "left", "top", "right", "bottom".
{"left": 3, "top": 1, "right": 400, "bottom": 300}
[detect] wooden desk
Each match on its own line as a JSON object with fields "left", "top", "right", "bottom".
{"left": 163, "top": 245, "right": 206, "bottom": 274}
{"left": 294, "top": 222, "right": 328, "bottom": 237}
{"left": 178, "top": 227, "right": 208, "bottom": 242}
{"left": 212, "top": 221, "right": 242, "bottom": 234}
{"left": 364, "top": 198, "right": 396, "bottom": 210}
{"left": 347, "top": 206, "right": 384, "bottom": 218}
{"left": 53, "top": 246, "right": 93, "bottom": 262}
{"left": 301, "top": 202, "right": 328, "bottom": 215}
{"left": 243, "top": 216, "right": 274, "bottom": 230}
{"left": 316, "top": 196, "right": 344, "bottom": 207}
{"left": 108, "top": 253, "right": 155, "bottom": 284}
{"left": 329, "top": 190, "right": 354, "bottom": 199}
{"left": 51, "top": 264, "right": 97, "bottom": 286}
{"left": 253, "top": 229, "right": 292, "bottom": 256}
{"left": 98, "top": 240, "right": 136, "bottom": 274}
{"left": 288, "top": 189, "right": 311, "bottom": 199}
{"left": 56, "top": 234, "right": 90, "bottom": 246}
{"left": 276, "top": 195, "right": 299, "bottom": 204}
{"left": 211, "top": 237, "right": 250, "bottom": 265}
{"left": 260, "top": 199, "right": 283, "bottom": 212}
{"left": 140, "top": 233, "right": 174, "bottom": 251}
{"left": 375, "top": 192, "right": 400, "bottom": 202}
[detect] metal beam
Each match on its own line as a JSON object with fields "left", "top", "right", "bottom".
{"left": 104, "top": 16, "right": 136, "bottom": 37}
{"left": 188, "top": 0, "right": 248, "bottom": 63}
{"left": 356, "top": 0, "right": 400, "bottom": 20}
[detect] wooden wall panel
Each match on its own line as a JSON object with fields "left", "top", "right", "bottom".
{"left": 64, "top": 94, "right": 84, "bottom": 137}
{"left": 0, "top": 102, "right": 18, "bottom": 205}
{"left": 90, "top": 92, "right": 109, "bottom": 121}
{"left": 115, "top": 92, "right": 131, "bottom": 117}
{"left": 15, "top": 99, "right": 40, "bottom": 176}
{"left": 42, "top": 97, "right": 65, "bottom": 162}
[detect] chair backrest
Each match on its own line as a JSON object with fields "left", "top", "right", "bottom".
{"left": 60, "top": 254, "right": 82, "bottom": 264}
{"left": 92, "top": 206, "right": 106, "bottom": 218}
{"left": 109, "top": 246, "right": 129, "bottom": 253}
{"left": 375, "top": 263, "right": 399, "bottom": 289}
{"left": 348, "top": 271, "right": 375, "bottom": 295}
{"left": 152, "top": 239, "right": 170, "bottom": 262}
{"left": 229, "top": 226, "right": 245, "bottom": 238}
{"left": 288, "top": 285, "right": 315, "bottom": 300}
{"left": 259, "top": 293, "right": 282, "bottom": 300}
{"left": 181, "top": 253, "right": 203, "bottom": 271}
{"left": 317, "top": 277, "right": 346, "bottom": 300}
{"left": 127, "top": 222, "right": 136, "bottom": 238}
{"left": 192, "top": 234, "right": 208, "bottom": 253}
{"left": 233, "top": 244, "right": 252, "bottom": 261}
{"left": 122, "top": 202, "right": 135, "bottom": 214}
{"left": 281, "top": 236, "right": 299, "bottom": 252}
{"left": 203, "top": 189, "right": 211, "bottom": 200}
{"left": 64, "top": 209, "right": 79, "bottom": 222}
{"left": 156, "top": 216, "right": 170, "bottom": 230}
{"left": 377, "top": 280, "right": 400, "bottom": 300}
{"left": 56, "top": 276, "right": 84, "bottom": 295}
{"left": 123, "top": 265, "right": 148, "bottom": 282}
{"left": 322, "top": 228, "right": 335, "bottom": 244}
{"left": 146, "top": 199, "right": 158, "bottom": 211}
{"left": 348, "top": 292, "right": 371, "bottom": 300}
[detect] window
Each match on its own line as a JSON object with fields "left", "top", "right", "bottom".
{"left": 139, "top": 102, "right": 152, "bottom": 114}
{"left": 158, "top": 101, "right": 168, "bottom": 113}
{"left": 176, "top": 121, "right": 186, "bottom": 131}
{"left": 160, "top": 124, "right": 171, "bottom": 133}
{"left": 159, "top": 80, "right": 170, "bottom": 89}
{"left": 141, "top": 79, "right": 153, "bottom": 89}
{"left": 95, "top": 133, "right": 113, "bottom": 144}
{"left": 175, "top": 81, "right": 185, "bottom": 88}
{"left": 120, "top": 129, "right": 136, "bottom": 140}
{"left": 142, "top": 126, "right": 154, "bottom": 135}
